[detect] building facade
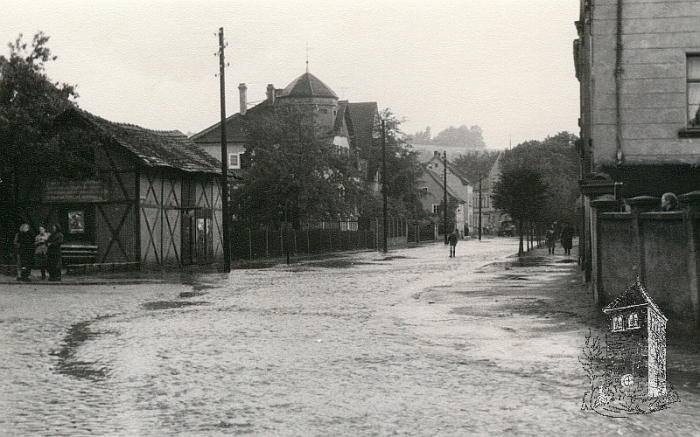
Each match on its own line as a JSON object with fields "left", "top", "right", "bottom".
{"left": 419, "top": 151, "right": 472, "bottom": 236}
{"left": 1, "top": 108, "right": 224, "bottom": 271}
{"left": 575, "top": 0, "right": 700, "bottom": 330}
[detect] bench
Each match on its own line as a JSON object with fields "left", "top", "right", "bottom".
{"left": 61, "top": 244, "right": 98, "bottom": 266}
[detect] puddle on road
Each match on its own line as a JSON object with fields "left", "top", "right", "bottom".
{"left": 142, "top": 301, "right": 207, "bottom": 310}
{"left": 309, "top": 259, "right": 375, "bottom": 268}
{"left": 51, "top": 318, "right": 113, "bottom": 381}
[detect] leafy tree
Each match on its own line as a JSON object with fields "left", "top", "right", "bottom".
{"left": 452, "top": 150, "right": 501, "bottom": 183}
{"left": 501, "top": 132, "right": 579, "bottom": 232}
{"left": 433, "top": 125, "right": 486, "bottom": 149}
{"left": 0, "top": 32, "right": 83, "bottom": 178}
{"left": 492, "top": 167, "right": 548, "bottom": 255}
{"left": 235, "top": 105, "right": 361, "bottom": 227}
{"left": 359, "top": 109, "right": 425, "bottom": 219}
{"left": 1, "top": 32, "right": 96, "bottom": 262}
{"left": 411, "top": 126, "right": 432, "bottom": 143}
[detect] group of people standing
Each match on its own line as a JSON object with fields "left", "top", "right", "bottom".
{"left": 546, "top": 222, "right": 575, "bottom": 256}
{"left": 13, "top": 223, "right": 64, "bottom": 281}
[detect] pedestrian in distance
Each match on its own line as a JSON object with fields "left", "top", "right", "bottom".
{"left": 14, "top": 223, "right": 35, "bottom": 281}
{"left": 46, "top": 223, "right": 64, "bottom": 281}
{"left": 34, "top": 225, "right": 50, "bottom": 280}
{"left": 448, "top": 230, "right": 458, "bottom": 257}
{"left": 560, "top": 222, "right": 574, "bottom": 256}
{"left": 545, "top": 224, "right": 557, "bottom": 255}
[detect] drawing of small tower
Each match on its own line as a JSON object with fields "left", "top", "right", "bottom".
{"left": 602, "top": 278, "right": 667, "bottom": 398}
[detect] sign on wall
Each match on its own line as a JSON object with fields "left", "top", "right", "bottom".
{"left": 68, "top": 210, "right": 85, "bottom": 234}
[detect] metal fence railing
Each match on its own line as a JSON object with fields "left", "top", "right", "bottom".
{"left": 230, "top": 217, "right": 431, "bottom": 261}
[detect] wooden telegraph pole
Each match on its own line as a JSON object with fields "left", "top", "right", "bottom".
{"left": 382, "top": 120, "right": 388, "bottom": 254}
{"left": 218, "top": 27, "right": 231, "bottom": 272}
{"left": 478, "top": 175, "right": 483, "bottom": 241}
{"left": 443, "top": 151, "right": 448, "bottom": 244}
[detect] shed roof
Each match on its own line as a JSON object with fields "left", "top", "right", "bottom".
{"left": 57, "top": 108, "right": 222, "bottom": 174}
{"left": 603, "top": 278, "right": 666, "bottom": 320}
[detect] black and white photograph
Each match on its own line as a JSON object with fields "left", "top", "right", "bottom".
{"left": 1, "top": 0, "right": 700, "bottom": 435}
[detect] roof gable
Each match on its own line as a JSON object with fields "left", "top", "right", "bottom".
{"left": 603, "top": 278, "right": 666, "bottom": 320}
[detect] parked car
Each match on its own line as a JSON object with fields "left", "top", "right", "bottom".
{"left": 497, "top": 220, "right": 516, "bottom": 237}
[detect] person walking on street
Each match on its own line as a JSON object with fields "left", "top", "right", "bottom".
{"left": 448, "top": 230, "right": 458, "bottom": 257}
{"left": 14, "top": 224, "right": 35, "bottom": 281}
{"left": 34, "top": 225, "right": 50, "bottom": 280}
{"left": 545, "top": 224, "right": 557, "bottom": 255}
{"left": 46, "top": 223, "right": 64, "bottom": 281}
{"left": 560, "top": 222, "right": 574, "bottom": 256}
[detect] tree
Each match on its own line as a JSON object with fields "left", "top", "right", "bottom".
{"left": 433, "top": 125, "right": 486, "bottom": 149}
{"left": 235, "top": 105, "right": 361, "bottom": 227}
{"left": 411, "top": 126, "right": 432, "bottom": 143}
{"left": 501, "top": 132, "right": 580, "bottom": 235}
{"left": 492, "top": 167, "right": 548, "bottom": 255}
{"left": 359, "top": 109, "right": 425, "bottom": 219}
{"left": 0, "top": 32, "right": 82, "bottom": 177}
{"left": 452, "top": 150, "right": 501, "bottom": 183}
{"left": 1, "top": 32, "right": 94, "bottom": 262}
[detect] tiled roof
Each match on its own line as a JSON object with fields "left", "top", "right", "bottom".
{"left": 279, "top": 72, "right": 338, "bottom": 99}
{"left": 603, "top": 279, "right": 665, "bottom": 319}
{"left": 57, "top": 108, "right": 221, "bottom": 174}
{"left": 424, "top": 169, "right": 469, "bottom": 203}
{"left": 347, "top": 102, "right": 378, "bottom": 150}
{"left": 190, "top": 101, "right": 272, "bottom": 144}
{"left": 334, "top": 100, "right": 349, "bottom": 135}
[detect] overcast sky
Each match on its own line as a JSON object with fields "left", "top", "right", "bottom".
{"left": 1, "top": 0, "right": 580, "bottom": 150}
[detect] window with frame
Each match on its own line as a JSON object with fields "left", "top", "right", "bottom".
{"left": 628, "top": 312, "right": 639, "bottom": 329}
{"left": 228, "top": 152, "right": 242, "bottom": 169}
{"left": 612, "top": 315, "right": 624, "bottom": 332}
{"left": 687, "top": 54, "right": 700, "bottom": 128}
{"left": 421, "top": 187, "right": 429, "bottom": 196}
{"left": 432, "top": 204, "right": 440, "bottom": 214}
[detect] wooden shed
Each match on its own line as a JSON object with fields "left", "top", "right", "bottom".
{"left": 9, "top": 108, "right": 224, "bottom": 270}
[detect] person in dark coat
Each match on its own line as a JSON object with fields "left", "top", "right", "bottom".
{"left": 448, "top": 230, "right": 458, "bottom": 257}
{"left": 545, "top": 224, "right": 557, "bottom": 255}
{"left": 560, "top": 223, "right": 575, "bottom": 256}
{"left": 34, "top": 225, "right": 50, "bottom": 280}
{"left": 46, "top": 223, "right": 64, "bottom": 281}
{"left": 13, "top": 223, "right": 35, "bottom": 281}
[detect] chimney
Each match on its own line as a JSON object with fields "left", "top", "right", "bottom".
{"left": 238, "top": 83, "right": 247, "bottom": 115}
{"left": 266, "top": 84, "right": 275, "bottom": 104}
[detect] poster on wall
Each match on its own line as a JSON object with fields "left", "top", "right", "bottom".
{"left": 68, "top": 210, "right": 85, "bottom": 234}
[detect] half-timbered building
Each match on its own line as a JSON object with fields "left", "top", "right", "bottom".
{"left": 5, "top": 108, "right": 223, "bottom": 271}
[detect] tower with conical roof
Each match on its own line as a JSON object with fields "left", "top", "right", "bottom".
{"left": 276, "top": 72, "right": 339, "bottom": 132}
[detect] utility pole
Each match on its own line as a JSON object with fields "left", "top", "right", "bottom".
{"left": 382, "top": 120, "right": 388, "bottom": 254}
{"left": 478, "top": 175, "right": 483, "bottom": 241}
{"left": 218, "top": 27, "right": 231, "bottom": 272}
{"left": 443, "top": 151, "right": 448, "bottom": 245}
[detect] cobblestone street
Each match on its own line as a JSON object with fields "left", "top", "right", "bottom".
{"left": 1, "top": 238, "right": 700, "bottom": 436}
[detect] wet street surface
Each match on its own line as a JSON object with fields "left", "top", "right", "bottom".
{"left": 1, "top": 238, "right": 700, "bottom": 436}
